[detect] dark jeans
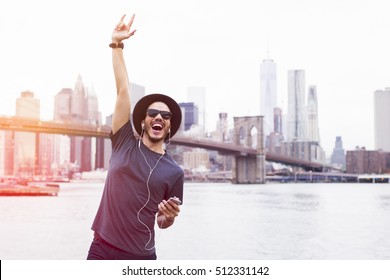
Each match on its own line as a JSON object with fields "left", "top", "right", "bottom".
{"left": 87, "top": 232, "right": 157, "bottom": 260}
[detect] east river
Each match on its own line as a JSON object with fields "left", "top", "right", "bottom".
{"left": 1, "top": 182, "right": 390, "bottom": 260}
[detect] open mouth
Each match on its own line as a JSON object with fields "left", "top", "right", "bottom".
{"left": 151, "top": 122, "right": 163, "bottom": 131}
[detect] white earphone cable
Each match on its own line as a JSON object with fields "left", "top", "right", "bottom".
{"left": 137, "top": 139, "right": 165, "bottom": 250}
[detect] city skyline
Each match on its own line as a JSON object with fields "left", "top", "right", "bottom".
{"left": 1, "top": 0, "right": 390, "bottom": 156}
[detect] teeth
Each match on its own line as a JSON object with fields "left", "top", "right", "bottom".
{"left": 152, "top": 123, "right": 163, "bottom": 131}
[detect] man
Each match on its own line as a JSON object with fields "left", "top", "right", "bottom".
{"left": 87, "top": 14, "right": 184, "bottom": 260}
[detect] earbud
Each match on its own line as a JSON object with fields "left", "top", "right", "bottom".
{"left": 166, "top": 128, "right": 172, "bottom": 146}
{"left": 139, "top": 123, "right": 145, "bottom": 148}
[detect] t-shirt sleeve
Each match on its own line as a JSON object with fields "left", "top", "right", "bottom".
{"left": 166, "top": 170, "right": 184, "bottom": 204}
{"left": 110, "top": 121, "right": 136, "bottom": 152}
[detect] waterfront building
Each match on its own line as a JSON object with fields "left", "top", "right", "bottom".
{"left": 346, "top": 147, "right": 390, "bottom": 174}
{"left": 287, "top": 69, "right": 307, "bottom": 141}
{"left": 260, "top": 59, "right": 277, "bottom": 138}
{"left": 374, "top": 88, "right": 390, "bottom": 152}
{"left": 183, "top": 148, "right": 210, "bottom": 171}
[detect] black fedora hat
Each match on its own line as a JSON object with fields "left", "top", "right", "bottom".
{"left": 132, "top": 93, "right": 182, "bottom": 139}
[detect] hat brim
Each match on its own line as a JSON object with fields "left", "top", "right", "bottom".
{"left": 132, "top": 93, "right": 182, "bottom": 140}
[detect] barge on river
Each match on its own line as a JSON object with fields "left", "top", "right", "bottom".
{"left": 0, "top": 183, "right": 60, "bottom": 196}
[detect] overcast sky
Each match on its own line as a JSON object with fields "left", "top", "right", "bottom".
{"left": 1, "top": 0, "right": 389, "bottom": 156}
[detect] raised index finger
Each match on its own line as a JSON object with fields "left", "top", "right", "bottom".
{"left": 116, "top": 14, "right": 126, "bottom": 26}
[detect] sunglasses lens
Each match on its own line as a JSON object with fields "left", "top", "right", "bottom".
{"left": 147, "top": 109, "right": 158, "bottom": 117}
{"left": 147, "top": 109, "right": 172, "bottom": 119}
{"left": 148, "top": 112, "right": 157, "bottom": 117}
{"left": 161, "top": 112, "right": 172, "bottom": 119}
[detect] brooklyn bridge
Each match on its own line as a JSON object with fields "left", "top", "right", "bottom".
{"left": 0, "top": 115, "right": 330, "bottom": 184}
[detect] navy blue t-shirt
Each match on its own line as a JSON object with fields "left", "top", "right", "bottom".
{"left": 91, "top": 121, "right": 184, "bottom": 256}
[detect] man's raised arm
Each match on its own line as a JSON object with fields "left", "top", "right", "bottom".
{"left": 111, "top": 14, "right": 136, "bottom": 134}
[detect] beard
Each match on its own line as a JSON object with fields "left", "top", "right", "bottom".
{"left": 144, "top": 127, "right": 169, "bottom": 143}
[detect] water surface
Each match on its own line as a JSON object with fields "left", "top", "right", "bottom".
{"left": 1, "top": 182, "right": 389, "bottom": 259}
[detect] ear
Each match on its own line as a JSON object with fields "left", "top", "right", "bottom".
{"left": 141, "top": 122, "right": 145, "bottom": 129}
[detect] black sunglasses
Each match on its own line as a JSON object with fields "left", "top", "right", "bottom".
{"left": 146, "top": 108, "right": 172, "bottom": 120}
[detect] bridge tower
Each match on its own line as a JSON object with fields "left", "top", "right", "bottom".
{"left": 233, "top": 116, "right": 265, "bottom": 184}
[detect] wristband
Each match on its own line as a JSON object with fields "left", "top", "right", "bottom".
{"left": 109, "top": 42, "right": 124, "bottom": 49}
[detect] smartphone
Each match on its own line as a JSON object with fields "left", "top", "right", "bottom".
{"left": 168, "top": 197, "right": 182, "bottom": 205}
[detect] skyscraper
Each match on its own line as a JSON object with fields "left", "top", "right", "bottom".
{"left": 87, "top": 86, "right": 101, "bottom": 126}
{"left": 130, "top": 83, "right": 145, "bottom": 113}
{"left": 287, "top": 69, "right": 307, "bottom": 141}
{"left": 129, "top": 83, "right": 146, "bottom": 129}
{"left": 16, "top": 91, "right": 40, "bottom": 118}
{"left": 53, "top": 88, "right": 73, "bottom": 176}
{"left": 14, "top": 91, "right": 40, "bottom": 177}
{"left": 307, "top": 85, "right": 320, "bottom": 143}
{"left": 187, "top": 86, "right": 206, "bottom": 132}
{"left": 260, "top": 59, "right": 277, "bottom": 136}
{"left": 331, "top": 136, "right": 346, "bottom": 169}
{"left": 97, "top": 83, "right": 145, "bottom": 170}
{"left": 62, "top": 75, "right": 102, "bottom": 172}
{"left": 266, "top": 107, "right": 284, "bottom": 153}
{"left": 374, "top": 88, "right": 390, "bottom": 152}
{"left": 273, "top": 107, "right": 283, "bottom": 135}
{"left": 70, "top": 75, "right": 88, "bottom": 121}
{"left": 179, "top": 102, "right": 199, "bottom": 131}
{"left": 54, "top": 88, "right": 72, "bottom": 121}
